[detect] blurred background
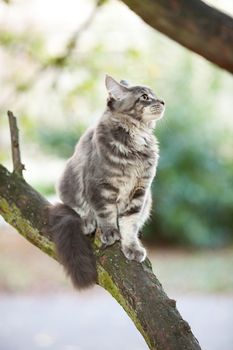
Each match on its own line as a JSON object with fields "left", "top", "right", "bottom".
{"left": 0, "top": 0, "right": 233, "bottom": 349}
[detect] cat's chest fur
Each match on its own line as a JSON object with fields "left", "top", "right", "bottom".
{"left": 112, "top": 130, "right": 158, "bottom": 208}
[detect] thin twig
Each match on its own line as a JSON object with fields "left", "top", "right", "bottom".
{"left": 64, "top": 0, "right": 102, "bottom": 57}
{"left": 47, "top": 0, "right": 102, "bottom": 68}
{"left": 7, "top": 110, "right": 25, "bottom": 177}
{"left": 0, "top": 1, "right": 103, "bottom": 109}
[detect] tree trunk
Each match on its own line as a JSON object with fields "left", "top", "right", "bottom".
{"left": 0, "top": 164, "right": 201, "bottom": 349}
{"left": 121, "top": 0, "right": 233, "bottom": 73}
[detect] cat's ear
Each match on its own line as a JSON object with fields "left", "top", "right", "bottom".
{"left": 105, "top": 75, "right": 129, "bottom": 100}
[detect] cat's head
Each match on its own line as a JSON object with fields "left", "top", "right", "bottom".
{"left": 105, "top": 75, "right": 165, "bottom": 123}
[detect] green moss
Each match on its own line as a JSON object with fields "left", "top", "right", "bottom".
{"left": 0, "top": 196, "right": 55, "bottom": 258}
{"left": 94, "top": 232, "right": 102, "bottom": 248}
{"left": 97, "top": 265, "right": 153, "bottom": 349}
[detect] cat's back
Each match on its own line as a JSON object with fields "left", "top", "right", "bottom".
{"left": 70, "top": 126, "right": 101, "bottom": 171}
{"left": 74, "top": 127, "right": 94, "bottom": 155}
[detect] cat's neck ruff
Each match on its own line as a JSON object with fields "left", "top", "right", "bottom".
{"left": 103, "top": 109, "right": 155, "bottom": 134}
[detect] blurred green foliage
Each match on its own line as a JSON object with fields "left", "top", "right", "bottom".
{"left": 147, "top": 60, "right": 233, "bottom": 247}
{"left": 37, "top": 125, "right": 85, "bottom": 158}
{"left": 0, "top": 0, "right": 232, "bottom": 247}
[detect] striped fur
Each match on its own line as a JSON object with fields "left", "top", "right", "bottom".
{"left": 57, "top": 75, "right": 165, "bottom": 267}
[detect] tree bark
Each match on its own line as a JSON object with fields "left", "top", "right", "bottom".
{"left": 0, "top": 164, "right": 201, "bottom": 350}
{"left": 121, "top": 0, "right": 233, "bottom": 73}
{"left": 7, "top": 111, "right": 25, "bottom": 177}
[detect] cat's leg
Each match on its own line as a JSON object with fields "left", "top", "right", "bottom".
{"left": 119, "top": 188, "right": 149, "bottom": 262}
{"left": 96, "top": 203, "right": 121, "bottom": 246}
{"left": 88, "top": 182, "right": 120, "bottom": 246}
{"left": 82, "top": 215, "right": 96, "bottom": 235}
{"left": 74, "top": 205, "right": 97, "bottom": 235}
{"left": 137, "top": 191, "right": 152, "bottom": 237}
{"left": 58, "top": 165, "right": 97, "bottom": 235}
{"left": 119, "top": 214, "right": 146, "bottom": 262}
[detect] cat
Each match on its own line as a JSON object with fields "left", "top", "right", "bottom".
{"left": 49, "top": 75, "right": 165, "bottom": 289}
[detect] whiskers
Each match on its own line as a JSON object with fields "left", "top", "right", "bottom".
{"left": 150, "top": 104, "right": 164, "bottom": 114}
{"left": 156, "top": 114, "right": 172, "bottom": 134}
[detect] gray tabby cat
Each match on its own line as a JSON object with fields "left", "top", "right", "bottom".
{"left": 49, "top": 75, "right": 165, "bottom": 289}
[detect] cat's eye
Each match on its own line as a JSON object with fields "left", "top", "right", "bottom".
{"left": 141, "top": 94, "right": 149, "bottom": 101}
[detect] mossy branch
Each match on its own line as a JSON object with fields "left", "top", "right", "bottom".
{"left": 0, "top": 164, "right": 201, "bottom": 350}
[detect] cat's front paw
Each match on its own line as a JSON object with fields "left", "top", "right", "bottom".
{"left": 82, "top": 218, "right": 96, "bottom": 235}
{"left": 122, "top": 243, "right": 146, "bottom": 262}
{"left": 100, "top": 228, "right": 121, "bottom": 246}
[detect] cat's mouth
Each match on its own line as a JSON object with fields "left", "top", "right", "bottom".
{"left": 142, "top": 102, "right": 165, "bottom": 121}
{"left": 142, "top": 100, "right": 165, "bottom": 122}
{"left": 150, "top": 103, "right": 165, "bottom": 116}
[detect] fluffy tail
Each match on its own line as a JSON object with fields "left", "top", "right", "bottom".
{"left": 48, "top": 203, "right": 97, "bottom": 289}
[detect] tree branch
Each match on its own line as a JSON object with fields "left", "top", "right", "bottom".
{"left": 0, "top": 164, "right": 202, "bottom": 349}
{"left": 121, "top": 0, "right": 233, "bottom": 73}
{"left": 7, "top": 110, "right": 25, "bottom": 177}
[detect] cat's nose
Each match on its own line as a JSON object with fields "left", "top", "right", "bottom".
{"left": 159, "top": 99, "right": 165, "bottom": 106}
